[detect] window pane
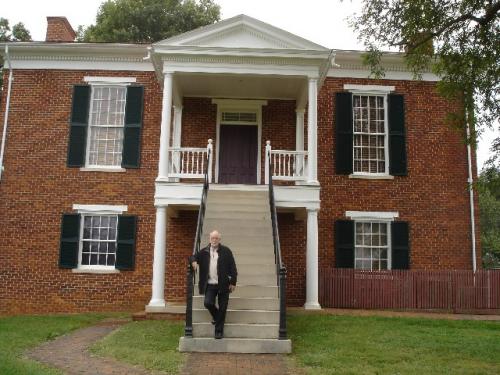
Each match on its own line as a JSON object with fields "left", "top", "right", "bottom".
{"left": 81, "top": 253, "right": 90, "bottom": 265}
{"left": 80, "top": 214, "right": 118, "bottom": 267}
{"left": 354, "top": 221, "right": 390, "bottom": 270}
{"left": 352, "top": 94, "right": 386, "bottom": 174}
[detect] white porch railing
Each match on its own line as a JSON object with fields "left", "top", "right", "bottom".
{"left": 168, "top": 139, "right": 213, "bottom": 181}
{"left": 265, "top": 140, "right": 308, "bottom": 183}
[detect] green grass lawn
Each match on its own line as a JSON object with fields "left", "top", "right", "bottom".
{"left": 0, "top": 313, "right": 122, "bottom": 375}
{"left": 2, "top": 312, "right": 499, "bottom": 375}
{"left": 288, "top": 312, "right": 500, "bottom": 375}
{"left": 90, "top": 319, "right": 185, "bottom": 374}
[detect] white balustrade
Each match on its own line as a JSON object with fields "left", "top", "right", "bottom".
{"left": 265, "top": 140, "right": 308, "bottom": 183}
{"left": 168, "top": 139, "right": 213, "bottom": 181}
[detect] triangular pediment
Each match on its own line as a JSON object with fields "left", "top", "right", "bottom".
{"left": 154, "top": 14, "right": 328, "bottom": 51}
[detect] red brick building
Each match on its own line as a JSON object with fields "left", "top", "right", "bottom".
{"left": 0, "top": 15, "right": 480, "bottom": 315}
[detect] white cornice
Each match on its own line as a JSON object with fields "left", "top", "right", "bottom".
{"left": 155, "top": 14, "right": 328, "bottom": 51}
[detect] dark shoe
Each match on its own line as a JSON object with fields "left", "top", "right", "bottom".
{"left": 214, "top": 330, "right": 223, "bottom": 339}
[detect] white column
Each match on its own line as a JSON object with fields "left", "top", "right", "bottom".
{"left": 172, "top": 105, "right": 183, "bottom": 181}
{"left": 158, "top": 73, "right": 174, "bottom": 179}
{"left": 305, "top": 208, "right": 321, "bottom": 309}
{"left": 296, "top": 109, "right": 305, "bottom": 178}
{"left": 173, "top": 105, "right": 183, "bottom": 148}
{"left": 307, "top": 78, "right": 318, "bottom": 184}
{"left": 147, "top": 205, "right": 168, "bottom": 310}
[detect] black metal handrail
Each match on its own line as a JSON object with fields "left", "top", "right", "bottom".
{"left": 268, "top": 150, "right": 287, "bottom": 340}
{"left": 185, "top": 149, "right": 211, "bottom": 337}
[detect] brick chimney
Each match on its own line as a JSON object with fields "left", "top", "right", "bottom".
{"left": 45, "top": 17, "right": 76, "bottom": 42}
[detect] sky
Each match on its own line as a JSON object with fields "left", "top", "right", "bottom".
{"left": 2, "top": 0, "right": 498, "bottom": 170}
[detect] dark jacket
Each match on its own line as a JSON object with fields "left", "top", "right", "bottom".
{"left": 190, "top": 244, "right": 237, "bottom": 295}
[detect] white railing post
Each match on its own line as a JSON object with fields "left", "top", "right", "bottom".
{"left": 207, "top": 139, "right": 213, "bottom": 183}
{"left": 265, "top": 140, "right": 271, "bottom": 185}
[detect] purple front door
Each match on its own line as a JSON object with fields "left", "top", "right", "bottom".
{"left": 219, "top": 125, "right": 258, "bottom": 184}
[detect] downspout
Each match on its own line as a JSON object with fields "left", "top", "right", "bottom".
{"left": 465, "top": 105, "right": 477, "bottom": 272}
{"left": 0, "top": 44, "right": 13, "bottom": 182}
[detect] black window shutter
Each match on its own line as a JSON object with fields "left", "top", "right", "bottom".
{"left": 335, "top": 92, "right": 353, "bottom": 175}
{"left": 116, "top": 215, "right": 137, "bottom": 270}
{"left": 59, "top": 213, "right": 81, "bottom": 269}
{"left": 121, "top": 86, "right": 144, "bottom": 168}
{"left": 391, "top": 221, "right": 410, "bottom": 269}
{"left": 335, "top": 220, "right": 355, "bottom": 268}
{"left": 388, "top": 94, "right": 407, "bottom": 176}
{"left": 67, "top": 85, "right": 91, "bottom": 167}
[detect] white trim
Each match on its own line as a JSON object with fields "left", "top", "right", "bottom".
{"left": 73, "top": 204, "right": 128, "bottom": 214}
{"left": 72, "top": 267, "right": 120, "bottom": 274}
{"left": 349, "top": 174, "right": 394, "bottom": 180}
{"left": 346, "top": 211, "right": 399, "bottom": 221}
{"left": 7, "top": 59, "right": 154, "bottom": 71}
{"left": 344, "top": 84, "right": 395, "bottom": 93}
{"left": 79, "top": 167, "right": 126, "bottom": 173}
{"left": 213, "top": 99, "right": 267, "bottom": 184}
{"left": 84, "top": 76, "right": 137, "bottom": 84}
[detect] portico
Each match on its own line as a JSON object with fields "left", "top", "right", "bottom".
{"left": 146, "top": 14, "right": 333, "bottom": 312}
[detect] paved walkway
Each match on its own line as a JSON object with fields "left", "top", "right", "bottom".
{"left": 180, "top": 353, "right": 298, "bottom": 375}
{"left": 26, "top": 320, "right": 294, "bottom": 375}
{"left": 26, "top": 320, "right": 167, "bottom": 375}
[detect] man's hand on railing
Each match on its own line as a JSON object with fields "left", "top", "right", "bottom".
{"left": 191, "top": 261, "right": 198, "bottom": 271}
{"left": 229, "top": 284, "right": 236, "bottom": 293}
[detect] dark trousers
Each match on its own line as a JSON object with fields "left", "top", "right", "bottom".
{"left": 203, "top": 284, "right": 229, "bottom": 333}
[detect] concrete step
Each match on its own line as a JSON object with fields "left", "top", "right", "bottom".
{"left": 193, "top": 309, "right": 279, "bottom": 324}
{"left": 232, "top": 263, "right": 277, "bottom": 274}
{"left": 203, "top": 218, "right": 272, "bottom": 230}
{"left": 204, "top": 211, "right": 271, "bottom": 220}
{"left": 193, "top": 296, "right": 279, "bottom": 310}
{"left": 207, "top": 190, "right": 267, "bottom": 199}
{"left": 178, "top": 337, "right": 291, "bottom": 353}
{"left": 234, "top": 253, "right": 276, "bottom": 264}
{"left": 194, "top": 285, "right": 278, "bottom": 298}
{"left": 192, "top": 323, "right": 279, "bottom": 339}
{"left": 214, "top": 234, "right": 274, "bottom": 244}
{"left": 237, "top": 274, "right": 276, "bottom": 285}
{"left": 205, "top": 204, "right": 270, "bottom": 214}
{"left": 202, "top": 225, "right": 273, "bottom": 236}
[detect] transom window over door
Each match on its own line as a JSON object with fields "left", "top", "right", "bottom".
{"left": 87, "top": 86, "right": 127, "bottom": 167}
{"left": 352, "top": 95, "right": 387, "bottom": 174}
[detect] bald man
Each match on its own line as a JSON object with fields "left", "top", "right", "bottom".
{"left": 190, "top": 230, "right": 237, "bottom": 339}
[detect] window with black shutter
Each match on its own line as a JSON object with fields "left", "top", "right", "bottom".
{"left": 59, "top": 213, "right": 81, "bottom": 268}
{"left": 391, "top": 221, "right": 410, "bottom": 269}
{"left": 68, "top": 82, "right": 144, "bottom": 170}
{"left": 67, "top": 86, "right": 90, "bottom": 167}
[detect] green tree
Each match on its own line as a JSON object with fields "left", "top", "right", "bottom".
{"left": 0, "top": 18, "right": 32, "bottom": 88}
{"left": 80, "top": 0, "right": 220, "bottom": 43}
{"left": 349, "top": 1, "right": 499, "bottom": 164}
{"left": 478, "top": 166, "right": 500, "bottom": 268}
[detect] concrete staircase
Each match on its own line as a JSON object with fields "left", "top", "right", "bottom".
{"left": 178, "top": 189, "right": 291, "bottom": 353}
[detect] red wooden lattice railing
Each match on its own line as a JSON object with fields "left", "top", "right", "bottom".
{"left": 319, "top": 268, "right": 500, "bottom": 312}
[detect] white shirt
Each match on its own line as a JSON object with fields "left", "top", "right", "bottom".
{"left": 208, "top": 246, "right": 219, "bottom": 285}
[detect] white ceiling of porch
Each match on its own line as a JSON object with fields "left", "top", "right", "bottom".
{"left": 175, "top": 73, "right": 307, "bottom": 101}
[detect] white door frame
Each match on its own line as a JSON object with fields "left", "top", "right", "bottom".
{"left": 212, "top": 99, "right": 267, "bottom": 184}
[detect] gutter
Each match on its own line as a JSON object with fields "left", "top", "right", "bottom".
{"left": 465, "top": 107, "right": 477, "bottom": 272}
{"left": 0, "top": 44, "right": 13, "bottom": 182}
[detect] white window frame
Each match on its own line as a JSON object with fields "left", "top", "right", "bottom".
{"left": 72, "top": 204, "right": 127, "bottom": 273}
{"left": 344, "top": 84, "right": 395, "bottom": 179}
{"left": 346, "top": 211, "right": 398, "bottom": 271}
{"left": 81, "top": 77, "right": 136, "bottom": 172}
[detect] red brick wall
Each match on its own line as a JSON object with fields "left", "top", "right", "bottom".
{"left": 0, "top": 69, "right": 161, "bottom": 314}
{"left": 0, "top": 69, "right": 481, "bottom": 314}
{"left": 317, "top": 77, "right": 481, "bottom": 273}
